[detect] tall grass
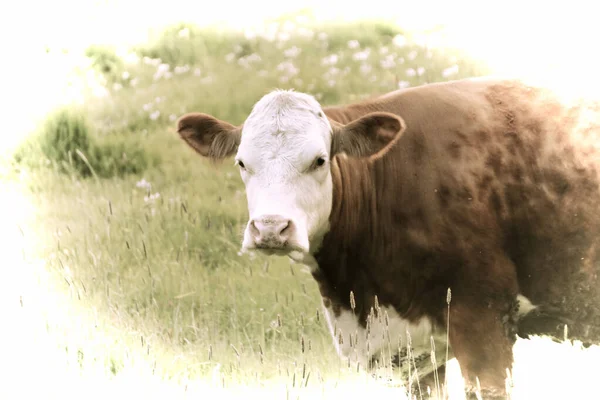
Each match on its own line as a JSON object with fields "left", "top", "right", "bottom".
{"left": 8, "top": 13, "right": 600, "bottom": 400}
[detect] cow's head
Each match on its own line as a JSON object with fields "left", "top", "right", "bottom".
{"left": 177, "top": 90, "right": 405, "bottom": 257}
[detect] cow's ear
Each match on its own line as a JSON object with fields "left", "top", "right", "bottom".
{"left": 176, "top": 113, "right": 241, "bottom": 160}
{"left": 330, "top": 112, "right": 406, "bottom": 158}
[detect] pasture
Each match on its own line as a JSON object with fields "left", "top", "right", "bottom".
{"left": 4, "top": 11, "right": 600, "bottom": 400}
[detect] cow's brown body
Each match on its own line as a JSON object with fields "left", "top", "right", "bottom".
{"left": 316, "top": 78, "right": 600, "bottom": 394}
{"left": 176, "top": 77, "right": 600, "bottom": 398}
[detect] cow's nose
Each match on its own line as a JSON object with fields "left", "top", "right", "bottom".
{"left": 249, "top": 215, "right": 294, "bottom": 248}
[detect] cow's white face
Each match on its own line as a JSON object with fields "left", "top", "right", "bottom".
{"left": 235, "top": 91, "right": 334, "bottom": 254}
{"left": 176, "top": 89, "right": 406, "bottom": 258}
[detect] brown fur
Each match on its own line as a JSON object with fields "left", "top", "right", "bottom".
{"left": 176, "top": 78, "right": 600, "bottom": 398}
{"left": 177, "top": 113, "right": 241, "bottom": 159}
{"left": 314, "top": 78, "right": 600, "bottom": 397}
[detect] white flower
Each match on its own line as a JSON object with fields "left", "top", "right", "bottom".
{"left": 225, "top": 53, "right": 235, "bottom": 63}
{"left": 297, "top": 27, "right": 314, "bottom": 39}
{"left": 149, "top": 111, "right": 160, "bottom": 121}
{"left": 352, "top": 49, "right": 370, "bottom": 61}
{"left": 144, "top": 192, "right": 161, "bottom": 203}
{"left": 174, "top": 65, "right": 190, "bottom": 74}
{"left": 347, "top": 40, "right": 360, "bottom": 49}
{"left": 284, "top": 46, "right": 301, "bottom": 58}
{"left": 169, "top": 114, "right": 177, "bottom": 122}
{"left": 277, "top": 32, "right": 291, "bottom": 42}
{"left": 359, "top": 64, "right": 372, "bottom": 75}
{"left": 153, "top": 63, "right": 171, "bottom": 81}
{"left": 136, "top": 179, "right": 152, "bottom": 190}
{"left": 406, "top": 68, "right": 416, "bottom": 77}
{"left": 193, "top": 68, "right": 201, "bottom": 76}
{"left": 408, "top": 50, "right": 418, "bottom": 61}
{"left": 321, "top": 54, "right": 338, "bottom": 66}
{"left": 276, "top": 61, "right": 299, "bottom": 77}
{"left": 393, "top": 35, "right": 407, "bottom": 48}
{"left": 417, "top": 67, "right": 426, "bottom": 76}
{"left": 317, "top": 32, "right": 328, "bottom": 41}
{"left": 442, "top": 65, "right": 459, "bottom": 78}
{"left": 122, "top": 71, "right": 130, "bottom": 80}
{"left": 178, "top": 28, "right": 190, "bottom": 38}
{"left": 380, "top": 55, "right": 396, "bottom": 69}
{"left": 398, "top": 80, "right": 411, "bottom": 89}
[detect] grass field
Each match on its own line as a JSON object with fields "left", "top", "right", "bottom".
{"left": 3, "top": 10, "right": 600, "bottom": 400}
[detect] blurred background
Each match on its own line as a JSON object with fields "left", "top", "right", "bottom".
{"left": 2, "top": 1, "right": 600, "bottom": 399}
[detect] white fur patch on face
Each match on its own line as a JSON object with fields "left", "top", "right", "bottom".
{"left": 322, "top": 302, "right": 449, "bottom": 379}
{"left": 236, "top": 90, "right": 335, "bottom": 254}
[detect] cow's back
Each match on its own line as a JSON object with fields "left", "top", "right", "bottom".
{"left": 326, "top": 78, "right": 600, "bottom": 342}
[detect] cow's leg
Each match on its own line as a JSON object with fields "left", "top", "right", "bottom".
{"left": 448, "top": 252, "right": 520, "bottom": 398}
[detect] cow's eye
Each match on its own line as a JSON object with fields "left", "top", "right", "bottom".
{"left": 236, "top": 160, "right": 246, "bottom": 169}
{"left": 314, "top": 156, "right": 326, "bottom": 168}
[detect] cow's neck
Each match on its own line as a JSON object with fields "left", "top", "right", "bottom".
{"left": 310, "top": 153, "right": 385, "bottom": 322}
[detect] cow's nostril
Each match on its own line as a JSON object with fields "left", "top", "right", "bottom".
{"left": 279, "top": 221, "right": 291, "bottom": 236}
{"left": 249, "top": 220, "right": 260, "bottom": 237}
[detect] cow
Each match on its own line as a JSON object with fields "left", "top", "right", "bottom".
{"left": 175, "top": 77, "right": 600, "bottom": 398}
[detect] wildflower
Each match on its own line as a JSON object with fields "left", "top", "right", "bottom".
{"left": 178, "top": 27, "right": 190, "bottom": 38}
{"left": 193, "top": 68, "right": 201, "bottom": 76}
{"left": 174, "top": 65, "right": 190, "bottom": 74}
{"left": 122, "top": 71, "right": 130, "bottom": 80}
{"left": 317, "top": 32, "right": 328, "bottom": 41}
{"left": 144, "top": 192, "right": 161, "bottom": 203}
{"left": 284, "top": 46, "right": 301, "bottom": 58}
{"left": 379, "top": 46, "right": 389, "bottom": 54}
{"left": 417, "top": 67, "right": 426, "bottom": 76}
{"left": 347, "top": 40, "right": 360, "bottom": 49}
{"left": 408, "top": 50, "right": 418, "bottom": 61}
{"left": 225, "top": 53, "right": 235, "bottom": 63}
{"left": 123, "top": 52, "right": 140, "bottom": 64}
{"left": 297, "top": 27, "right": 314, "bottom": 39}
{"left": 442, "top": 65, "right": 459, "bottom": 78}
{"left": 277, "top": 32, "right": 291, "bottom": 42}
{"left": 360, "top": 64, "right": 372, "bottom": 75}
{"left": 153, "top": 63, "right": 171, "bottom": 81}
{"left": 352, "top": 49, "right": 370, "bottom": 61}
{"left": 130, "top": 78, "right": 138, "bottom": 87}
{"left": 142, "top": 103, "right": 153, "bottom": 112}
{"left": 398, "top": 80, "right": 410, "bottom": 89}
{"left": 406, "top": 68, "right": 416, "bottom": 77}
{"left": 380, "top": 55, "right": 396, "bottom": 69}
{"left": 136, "top": 179, "right": 152, "bottom": 190}
{"left": 149, "top": 111, "right": 160, "bottom": 121}
{"left": 112, "top": 83, "right": 122, "bottom": 91}
{"left": 392, "top": 35, "right": 407, "bottom": 48}
{"left": 321, "top": 54, "right": 338, "bottom": 66}
{"left": 325, "top": 66, "right": 340, "bottom": 77}
{"left": 276, "top": 61, "right": 299, "bottom": 77}
{"left": 169, "top": 114, "right": 177, "bottom": 122}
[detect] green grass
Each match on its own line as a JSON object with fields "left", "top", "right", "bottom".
{"left": 7, "top": 14, "right": 600, "bottom": 400}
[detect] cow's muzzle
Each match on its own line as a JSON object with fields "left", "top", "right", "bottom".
{"left": 244, "top": 214, "right": 307, "bottom": 253}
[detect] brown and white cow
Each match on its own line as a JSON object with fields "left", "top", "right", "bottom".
{"left": 176, "top": 78, "right": 600, "bottom": 398}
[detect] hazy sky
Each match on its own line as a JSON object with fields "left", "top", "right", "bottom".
{"left": 1, "top": 0, "right": 599, "bottom": 153}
